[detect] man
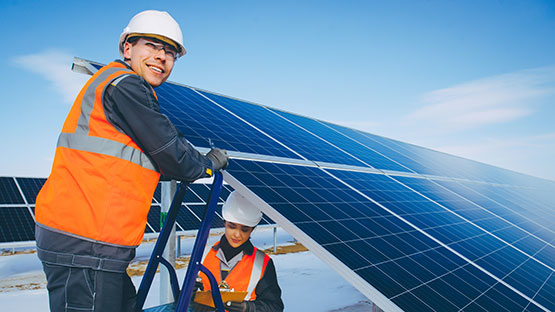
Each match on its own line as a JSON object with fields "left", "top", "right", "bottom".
{"left": 35, "top": 10, "right": 229, "bottom": 312}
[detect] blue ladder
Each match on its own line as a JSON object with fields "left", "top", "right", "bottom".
{"left": 137, "top": 172, "right": 226, "bottom": 312}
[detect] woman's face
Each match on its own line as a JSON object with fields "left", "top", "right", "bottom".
{"left": 224, "top": 221, "right": 254, "bottom": 248}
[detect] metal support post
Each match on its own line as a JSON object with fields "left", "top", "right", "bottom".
{"left": 177, "top": 235, "right": 182, "bottom": 258}
{"left": 273, "top": 226, "right": 277, "bottom": 253}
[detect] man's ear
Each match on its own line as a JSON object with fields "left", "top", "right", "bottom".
{"left": 123, "top": 41, "right": 132, "bottom": 60}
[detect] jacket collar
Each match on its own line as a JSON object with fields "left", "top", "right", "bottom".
{"left": 116, "top": 59, "right": 132, "bottom": 70}
{"left": 213, "top": 237, "right": 255, "bottom": 256}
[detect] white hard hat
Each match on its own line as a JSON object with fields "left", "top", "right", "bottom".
{"left": 222, "top": 191, "right": 263, "bottom": 227}
{"left": 119, "top": 10, "right": 186, "bottom": 58}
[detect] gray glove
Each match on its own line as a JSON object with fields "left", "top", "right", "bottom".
{"left": 225, "top": 301, "right": 253, "bottom": 312}
{"left": 206, "top": 148, "right": 229, "bottom": 171}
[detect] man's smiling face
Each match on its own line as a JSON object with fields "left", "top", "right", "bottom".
{"left": 123, "top": 37, "right": 175, "bottom": 87}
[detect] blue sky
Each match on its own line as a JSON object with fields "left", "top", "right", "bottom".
{"left": 1, "top": 0, "right": 554, "bottom": 181}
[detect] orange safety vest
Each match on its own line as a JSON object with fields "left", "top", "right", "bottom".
{"left": 35, "top": 62, "right": 160, "bottom": 247}
{"left": 201, "top": 243, "right": 270, "bottom": 301}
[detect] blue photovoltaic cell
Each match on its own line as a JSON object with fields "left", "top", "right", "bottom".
{"left": 15, "top": 178, "right": 46, "bottom": 205}
{"left": 181, "top": 203, "right": 225, "bottom": 229}
{"left": 327, "top": 169, "right": 553, "bottom": 311}
{"left": 182, "top": 186, "right": 204, "bottom": 203}
{"left": 145, "top": 181, "right": 240, "bottom": 232}
{"left": 199, "top": 90, "right": 366, "bottom": 167}
{"left": 445, "top": 181, "right": 555, "bottom": 236}
{"left": 219, "top": 185, "right": 233, "bottom": 202}
{"left": 269, "top": 108, "right": 410, "bottom": 172}
{"left": 211, "top": 204, "right": 225, "bottom": 229}
{"left": 225, "top": 159, "right": 551, "bottom": 311}
{"left": 0, "top": 207, "right": 35, "bottom": 242}
{"left": 187, "top": 184, "right": 211, "bottom": 203}
{"left": 259, "top": 213, "right": 273, "bottom": 225}
{"left": 176, "top": 204, "right": 202, "bottom": 231}
{"left": 146, "top": 182, "right": 234, "bottom": 232}
{"left": 322, "top": 122, "right": 427, "bottom": 174}
{"left": 0, "top": 177, "right": 24, "bottom": 204}
{"left": 147, "top": 205, "right": 161, "bottom": 232}
{"left": 354, "top": 130, "right": 547, "bottom": 186}
{"left": 156, "top": 83, "right": 300, "bottom": 159}
{"left": 366, "top": 133, "right": 486, "bottom": 180}
{"left": 152, "top": 184, "right": 161, "bottom": 203}
{"left": 397, "top": 177, "right": 555, "bottom": 266}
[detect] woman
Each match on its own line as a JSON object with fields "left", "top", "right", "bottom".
{"left": 196, "top": 191, "right": 284, "bottom": 312}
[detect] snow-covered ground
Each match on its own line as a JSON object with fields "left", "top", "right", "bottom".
{"left": 0, "top": 227, "right": 373, "bottom": 311}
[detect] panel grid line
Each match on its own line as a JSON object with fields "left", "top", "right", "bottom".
{"left": 316, "top": 119, "right": 418, "bottom": 174}
{"left": 13, "top": 177, "right": 35, "bottom": 222}
{"left": 191, "top": 88, "right": 308, "bottom": 161}
{"left": 264, "top": 106, "right": 379, "bottom": 170}
{"left": 431, "top": 179, "right": 555, "bottom": 246}
{"left": 388, "top": 175, "right": 554, "bottom": 272}
{"left": 320, "top": 167, "right": 549, "bottom": 311}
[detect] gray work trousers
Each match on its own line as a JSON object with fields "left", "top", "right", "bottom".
{"left": 42, "top": 262, "right": 137, "bottom": 312}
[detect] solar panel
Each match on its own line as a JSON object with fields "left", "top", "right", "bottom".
{"left": 158, "top": 84, "right": 554, "bottom": 311}
{"left": 147, "top": 205, "right": 162, "bottom": 232}
{"left": 0, "top": 207, "right": 35, "bottom": 242}
{"left": 224, "top": 159, "right": 553, "bottom": 311}
{"left": 15, "top": 178, "right": 46, "bottom": 205}
{"left": 152, "top": 184, "right": 161, "bottom": 204}
{"left": 200, "top": 90, "right": 366, "bottom": 166}
{"left": 61, "top": 58, "right": 555, "bottom": 311}
{"left": 268, "top": 108, "right": 410, "bottom": 172}
{"left": 0, "top": 177, "right": 25, "bottom": 205}
{"left": 156, "top": 83, "right": 300, "bottom": 159}
{"left": 176, "top": 204, "right": 203, "bottom": 230}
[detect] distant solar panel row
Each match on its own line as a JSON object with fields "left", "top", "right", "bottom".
{"left": 0, "top": 177, "right": 257, "bottom": 243}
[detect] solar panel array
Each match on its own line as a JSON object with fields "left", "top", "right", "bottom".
{"left": 150, "top": 76, "right": 554, "bottom": 311}
{"left": 0, "top": 177, "right": 269, "bottom": 243}
{"left": 10, "top": 57, "right": 547, "bottom": 311}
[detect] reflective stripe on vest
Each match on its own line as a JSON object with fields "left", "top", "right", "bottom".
{"left": 57, "top": 132, "right": 156, "bottom": 171}
{"left": 245, "top": 249, "right": 266, "bottom": 300}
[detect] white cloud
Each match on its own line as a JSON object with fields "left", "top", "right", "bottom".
{"left": 12, "top": 50, "right": 89, "bottom": 104}
{"left": 434, "top": 132, "right": 555, "bottom": 181}
{"left": 370, "top": 66, "right": 555, "bottom": 181}
{"left": 404, "top": 66, "right": 555, "bottom": 132}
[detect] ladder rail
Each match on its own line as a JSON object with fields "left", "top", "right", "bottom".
{"left": 136, "top": 182, "right": 190, "bottom": 309}
{"left": 177, "top": 172, "right": 225, "bottom": 312}
{"left": 137, "top": 172, "right": 226, "bottom": 312}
